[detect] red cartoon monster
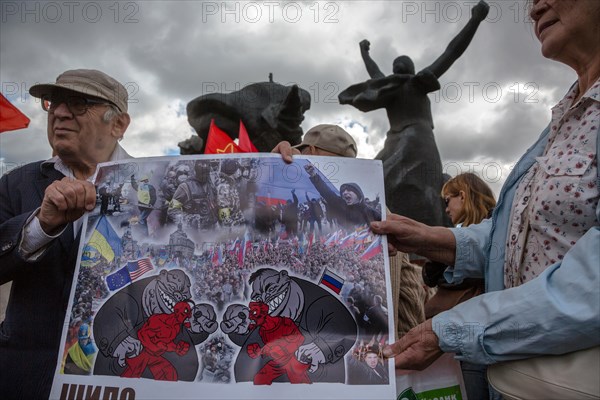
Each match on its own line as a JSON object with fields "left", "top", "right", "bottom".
{"left": 247, "top": 301, "right": 310, "bottom": 385}
{"left": 121, "top": 301, "right": 192, "bottom": 381}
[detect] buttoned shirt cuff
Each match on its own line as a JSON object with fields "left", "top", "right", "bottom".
{"left": 443, "top": 225, "right": 488, "bottom": 284}
{"left": 19, "top": 208, "right": 65, "bottom": 261}
{"left": 433, "top": 311, "right": 494, "bottom": 365}
{"left": 443, "top": 228, "right": 466, "bottom": 284}
{"left": 433, "top": 314, "right": 479, "bottom": 359}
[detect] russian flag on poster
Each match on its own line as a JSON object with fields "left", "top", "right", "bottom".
{"left": 238, "top": 232, "right": 251, "bottom": 268}
{"left": 319, "top": 268, "right": 345, "bottom": 295}
{"left": 229, "top": 238, "right": 240, "bottom": 253}
{"left": 323, "top": 230, "right": 340, "bottom": 247}
{"left": 360, "top": 236, "right": 382, "bottom": 260}
{"left": 339, "top": 232, "right": 356, "bottom": 249}
{"left": 355, "top": 226, "right": 371, "bottom": 243}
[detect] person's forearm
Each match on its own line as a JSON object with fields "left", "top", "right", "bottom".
{"left": 371, "top": 217, "right": 457, "bottom": 265}
{"left": 414, "top": 226, "right": 456, "bottom": 265}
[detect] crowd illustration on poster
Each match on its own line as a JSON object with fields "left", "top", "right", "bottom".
{"left": 51, "top": 154, "right": 394, "bottom": 400}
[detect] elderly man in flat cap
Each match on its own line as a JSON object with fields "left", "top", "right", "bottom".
{"left": 0, "top": 69, "right": 131, "bottom": 399}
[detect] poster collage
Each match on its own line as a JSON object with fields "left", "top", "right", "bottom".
{"left": 50, "top": 154, "right": 394, "bottom": 400}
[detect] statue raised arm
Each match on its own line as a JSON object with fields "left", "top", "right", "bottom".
{"left": 338, "top": 1, "right": 489, "bottom": 227}
{"left": 426, "top": 0, "right": 490, "bottom": 78}
{"left": 359, "top": 39, "right": 385, "bottom": 79}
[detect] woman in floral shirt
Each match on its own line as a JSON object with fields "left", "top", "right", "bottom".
{"left": 371, "top": 0, "right": 600, "bottom": 398}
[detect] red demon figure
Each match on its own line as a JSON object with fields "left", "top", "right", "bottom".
{"left": 121, "top": 301, "right": 192, "bottom": 381}
{"left": 247, "top": 301, "right": 311, "bottom": 385}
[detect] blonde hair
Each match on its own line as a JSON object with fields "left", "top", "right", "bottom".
{"left": 442, "top": 173, "right": 496, "bottom": 227}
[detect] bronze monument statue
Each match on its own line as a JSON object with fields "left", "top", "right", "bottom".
{"left": 184, "top": 76, "right": 311, "bottom": 153}
{"left": 339, "top": 0, "right": 489, "bottom": 227}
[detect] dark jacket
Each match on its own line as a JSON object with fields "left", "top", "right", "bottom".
{"left": 0, "top": 161, "right": 78, "bottom": 399}
{"left": 309, "top": 174, "right": 381, "bottom": 228}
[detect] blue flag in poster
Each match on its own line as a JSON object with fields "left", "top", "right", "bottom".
{"left": 255, "top": 158, "right": 338, "bottom": 206}
{"left": 87, "top": 215, "right": 122, "bottom": 263}
{"left": 106, "top": 266, "right": 131, "bottom": 290}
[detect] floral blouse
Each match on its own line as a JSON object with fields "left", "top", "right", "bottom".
{"left": 504, "top": 79, "right": 600, "bottom": 288}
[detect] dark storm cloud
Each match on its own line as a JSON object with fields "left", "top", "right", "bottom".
{"left": 0, "top": 0, "right": 574, "bottom": 191}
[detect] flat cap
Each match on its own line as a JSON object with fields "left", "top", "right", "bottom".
{"left": 30, "top": 69, "right": 128, "bottom": 112}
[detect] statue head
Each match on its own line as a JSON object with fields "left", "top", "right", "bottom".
{"left": 392, "top": 55, "right": 415, "bottom": 75}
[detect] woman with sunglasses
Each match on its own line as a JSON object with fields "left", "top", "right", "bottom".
{"left": 423, "top": 173, "right": 496, "bottom": 399}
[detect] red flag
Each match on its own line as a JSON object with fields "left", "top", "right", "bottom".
{"left": 235, "top": 240, "right": 243, "bottom": 267}
{"left": 244, "top": 238, "right": 252, "bottom": 259}
{"left": 238, "top": 120, "right": 258, "bottom": 152}
{"left": 204, "top": 119, "right": 242, "bottom": 154}
{"left": 0, "top": 93, "right": 30, "bottom": 133}
{"left": 307, "top": 232, "right": 314, "bottom": 255}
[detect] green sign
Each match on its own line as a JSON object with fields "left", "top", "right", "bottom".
{"left": 398, "top": 385, "right": 462, "bottom": 400}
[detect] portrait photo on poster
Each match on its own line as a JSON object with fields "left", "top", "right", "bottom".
{"left": 49, "top": 154, "right": 395, "bottom": 400}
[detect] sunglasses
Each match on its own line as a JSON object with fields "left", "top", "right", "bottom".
{"left": 41, "top": 94, "right": 111, "bottom": 116}
{"left": 444, "top": 195, "right": 457, "bottom": 206}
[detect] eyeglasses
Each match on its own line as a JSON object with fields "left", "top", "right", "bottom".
{"left": 41, "top": 94, "right": 110, "bottom": 115}
{"left": 444, "top": 195, "right": 457, "bottom": 206}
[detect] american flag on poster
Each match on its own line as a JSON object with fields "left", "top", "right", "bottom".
{"left": 126, "top": 258, "right": 154, "bottom": 280}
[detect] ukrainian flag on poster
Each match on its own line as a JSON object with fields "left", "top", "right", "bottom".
{"left": 80, "top": 244, "right": 101, "bottom": 267}
{"left": 87, "top": 216, "right": 122, "bottom": 263}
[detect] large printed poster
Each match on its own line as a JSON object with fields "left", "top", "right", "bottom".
{"left": 49, "top": 154, "right": 394, "bottom": 399}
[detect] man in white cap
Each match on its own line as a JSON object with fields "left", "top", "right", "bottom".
{"left": 0, "top": 69, "right": 131, "bottom": 399}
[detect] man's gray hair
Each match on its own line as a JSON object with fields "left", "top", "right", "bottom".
{"left": 102, "top": 104, "right": 122, "bottom": 123}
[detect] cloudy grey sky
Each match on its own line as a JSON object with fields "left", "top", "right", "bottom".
{"left": 0, "top": 0, "right": 577, "bottom": 195}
